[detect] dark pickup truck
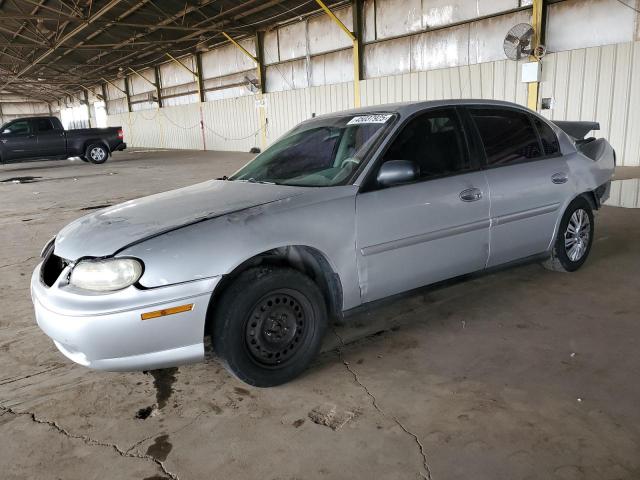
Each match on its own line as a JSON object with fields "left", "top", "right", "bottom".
{"left": 0, "top": 116, "right": 125, "bottom": 164}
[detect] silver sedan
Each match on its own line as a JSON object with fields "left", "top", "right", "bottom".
{"left": 32, "top": 100, "right": 615, "bottom": 386}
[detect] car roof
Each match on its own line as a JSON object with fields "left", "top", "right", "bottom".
{"left": 311, "top": 98, "right": 535, "bottom": 120}
{"left": 7, "top": 116, "right": 54, "bottom": 121}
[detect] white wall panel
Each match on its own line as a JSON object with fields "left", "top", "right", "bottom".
{"left": 375, "top": 0, "right": 422, "bottom": 39}
{"left": 363, "top": 0, "right": 376, "bottom": 42}
{"left": 364, "top": 10, "right": 531, "bottom": 79}
{"left": 160, "top": 103, "right": 203, "bottom": 150}
{"left": 539, "top": 40, "right": 640, "bottom": 166}
{"left": 263, "top": 30, "right": 280, "bottom": 65}
{"left": 364, "top": 36, "right": 411, "bottom": 78}
{"left": 106, "top": 78, "right": 126, "bottom": 99}
{"left": 546, "top": 0, "right": 637, "bottom": 53}
{"left": 278, "top": 22, "right": 307, "bottom": 61}
{"left": 359, "top": 58, "right": 527, "bottom": 106}
{"left": 468, "top": 10, "right": 531, "bottom": 64}
{"left": 201, "top": 40, "right": 256, "bottom": 79}
{"left": 204, "top": 71, "right": 256, "bottom": 101}
{"left": 160, "top": 60, "right": 195, "bottom": 88}
{"left": 202, "top": 96, "right": 261, "bottom": 152}
{"left": 129, "top": 68, "right": 155, "bottom": 95}
{"left": 308, "top": 5, "right": 353, "bottom": 55}
{"left": 310, "top": 49, "right": 354, "bottom": 86}
{"left": 265, "top": 59, "right": 309, "bottom": 92}
{"left": 411, "top": 24, "right": 469, "bottom": 71}
{"left": 107, "top": 97, "right": 128, "bottom": 115}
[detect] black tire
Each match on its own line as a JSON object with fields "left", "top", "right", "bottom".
{"left": 211, "top": 267, "right": 327, "bottom": 387}
{"left": 543, "top": 196, "right": 594, "bottom": 272}
{"left": 85, "top": 143, "right": 109, "bottom": 164}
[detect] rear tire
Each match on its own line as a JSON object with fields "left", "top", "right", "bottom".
{"left": 543, "top": 196, "right": 594, "bottom": 272}
{"left": 211, "top": 267, "right": 327, "bottom": 387}
{"left": 85, "top": 143, "right": 109, "bottom": 164}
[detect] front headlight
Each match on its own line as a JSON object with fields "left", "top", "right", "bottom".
{"left": 69, "top": 258, "right": 143, "bottom": 292}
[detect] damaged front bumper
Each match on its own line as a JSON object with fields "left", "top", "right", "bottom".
{"left": 31, "top": 262, "right": 219, "bottom": 371}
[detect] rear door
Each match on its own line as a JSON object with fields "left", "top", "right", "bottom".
{"left": 355, "top": 107, "right": 491, "bottom": 302}
{"left": 35, "top": 118, "right": 66, "bottom": 157}
{"left": 466, "top": 107, "right": 572, "bottom": 267}
{"left": 0, "top": 119, "right": 38, "bottom": 161}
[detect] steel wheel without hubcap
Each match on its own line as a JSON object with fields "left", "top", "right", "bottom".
{"left": 564, "top": 208, "right": 590, "bottom": 262}
{"left": 90, "top": 146, "right": 106, "bottom": 162}
{"left": 212, "top": 267, "right": 327, "bottom": 387}
{"left": 245, "top": 290, "right": 307, "bottom": 367}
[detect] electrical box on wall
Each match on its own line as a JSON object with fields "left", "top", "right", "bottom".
{"left": 541, "top": 97, "right": 555, "bottom": 110}
{"left": 521, "top": 61, "right": 541, "bottom": 83}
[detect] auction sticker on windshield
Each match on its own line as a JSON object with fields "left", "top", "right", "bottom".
{"left": 347, "top": 114, "right": 393, "bottom": 125}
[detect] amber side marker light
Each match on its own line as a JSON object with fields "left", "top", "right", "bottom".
{"left": 141, "top": 303, "right": 194, "bottom": 321}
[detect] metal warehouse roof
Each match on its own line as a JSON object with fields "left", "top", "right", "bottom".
{"left": 0, "top": 0, "right": 342, "bottom": 102}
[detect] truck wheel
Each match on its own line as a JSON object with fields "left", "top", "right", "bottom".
{"left": 211, "top": 267, "right": 327, "bottom": 387}
{"left": 86, "top": 144, "right": 108, "bottom": 164}
{"left": 543, "top": 196, "right": 594, "bottom": 272}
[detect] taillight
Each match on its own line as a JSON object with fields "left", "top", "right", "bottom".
{"left": 117, "top": 129, "right": 123, "bottom": 139}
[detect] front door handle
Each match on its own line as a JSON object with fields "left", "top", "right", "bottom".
{"left": 551, "top": 172, "right": 568, "bottom": 184}
{"left": 460, "top": 188, "right": 483, "bottom": 202}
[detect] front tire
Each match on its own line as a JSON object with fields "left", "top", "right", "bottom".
{"left": 211, "top": 267, "right": 327, "bottom": 387}
{"left": 543, "top": 196, "right": 594, "bottom": 272}
{"left": 86, "top": 144, "right": 109, "bottom": 164}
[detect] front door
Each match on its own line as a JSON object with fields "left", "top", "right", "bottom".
{"left": 0, "top": 119, "right": 38, "bottom": 161}
{"left": 467, "top": 107, "right": 573, "bottom": 267}
{"left": 355, "top": 108, "right": 491, "bottom": 303}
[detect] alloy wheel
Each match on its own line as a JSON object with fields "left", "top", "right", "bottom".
{"left": 564, "top": 208, "right": 591, "bottom": 262}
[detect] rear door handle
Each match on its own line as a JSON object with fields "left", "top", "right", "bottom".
{"left": 551, "top": 172, "right": 568, "bottom": 184}
{"left": 460, "top": 188, "right": 483, "bottom": 202}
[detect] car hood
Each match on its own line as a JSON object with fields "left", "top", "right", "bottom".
{"left": 54, "top": 180, "right": 306, "bottom": 260}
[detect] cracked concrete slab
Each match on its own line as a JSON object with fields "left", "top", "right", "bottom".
{"left": 1, "top": 151, "right": 640, "bottom": 480}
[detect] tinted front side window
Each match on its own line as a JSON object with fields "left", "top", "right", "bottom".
{"left": 470, "top": 109, "right": 542, "bottom": 166}
{"left": 2, "top": 120, "right": 31, "bottom": 135}
{"left": 36, "top": 119, "right": 55, "bottom": 132}
{"left": 534, "top": 117, "right": 560, "bottom": 155}
{"left": 383, "top": 109, "right": 469, "bottom": 179}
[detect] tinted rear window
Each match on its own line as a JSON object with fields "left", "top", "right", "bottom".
{"left": 470, "top": 108, "right": 542, "bottom": 166}
{"left": 36, "top": 119, "right": 55, "bottom": 132}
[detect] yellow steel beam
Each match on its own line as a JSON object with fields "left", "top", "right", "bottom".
{"left": 314, "top": 0, "right": 360, "bottom": 107}
{"left": 166, "top": 52, "right": 203, "bottom": 103}
{"left": 165, "top": 53, "right": 197, "bottom": 76}
{"left": 127, "top": 67, "right": 157, "bottom": 88}
{"left": 527, "top": 0, "right": 544, "bottom": 111}
{"left": 222, "top": 32, "right": 258, "bottom": 63}
{"left": 314, "top": 0, "right": 355, "bottom": 41}
{"left": 101, "top": 76, "right": 126, "bottom": 95}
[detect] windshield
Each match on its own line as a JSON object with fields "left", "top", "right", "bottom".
{"left": 229, "top": 113, "right": 395, "bottom": 187}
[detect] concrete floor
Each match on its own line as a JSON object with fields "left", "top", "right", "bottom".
{"left": 1, "top": 150, "right": 639, "bottom": 480}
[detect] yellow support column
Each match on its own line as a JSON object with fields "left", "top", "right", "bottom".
{"left": 527, "top": 0, "right": 544, "bottom": 111}
{"left": 314, "top": 0, "right": 360, "bottom": 107}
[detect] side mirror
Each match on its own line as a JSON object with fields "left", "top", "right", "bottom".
{"left": 376, "top": 160, "right": 419, "bottom": 187}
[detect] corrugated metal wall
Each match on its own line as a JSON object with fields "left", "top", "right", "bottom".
{"left": 359, "top": 59, "right": 528, "bottom": 105}
{"left": 109, "top": 33, "right": 640, "bottom": 165}
{"left": 540, "top": 40, "right": 640, "bottom": 167}
{"left": 109, "top": 40, "right": 640, "bottom": 167}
